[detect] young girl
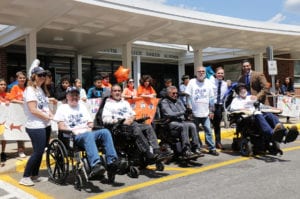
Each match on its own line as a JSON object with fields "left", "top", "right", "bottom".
{"left": 137, "top": 75, "right": 156, "bottom": 98}
{"left": 74, "top": 78, "right": 87, "bottom": 102}
{"left": 6, "top": 71, "right": 27, "bottom": 158}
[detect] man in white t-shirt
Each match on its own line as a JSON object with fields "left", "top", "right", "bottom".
{"left": 185, "top": 66, "right": 219, "bottom": 156}
{"left": 54, "top": 87, "right": 118, "bottom": 179}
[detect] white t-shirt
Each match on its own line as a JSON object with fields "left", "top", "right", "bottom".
{"left": 54, "top": 102, "right": 92, "bottom": 135}
{"left": 23, "top": 86, "right": 50, "bottom": 129}
{"left": 212, "top": 79, "right": 228, "bottom": 104}
{"left": 230, "top": 95, "right": 256, "bottom": 111}
{"left": 102, "top": 98, "right": 136, "bottom": 124}
{"left": 185, "top": 78, "right": 215, "bottom": 117}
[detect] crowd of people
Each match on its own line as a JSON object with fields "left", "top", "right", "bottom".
{"left": 0, "top": 59, "right": 298, "bottom": 187}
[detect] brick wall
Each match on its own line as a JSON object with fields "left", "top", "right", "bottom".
{"left": 0, "top": 48, "right": 7, "bottom": 80}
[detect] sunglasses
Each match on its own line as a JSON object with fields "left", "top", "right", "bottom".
{"left": 112, "top": 90, "right": 121, "bottom": 92}
{"left": 37, "top": 73, "right": 46, "bottom": 77}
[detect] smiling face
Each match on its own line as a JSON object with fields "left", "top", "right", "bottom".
{"left": 66, "top": 92, "right": 80, "bottom": 107}
{"left": 0, "top": 80, "right": 7, "bottom": 93}
{"left": 242, "top": 61, "right": 251, "bottom": 74}
{"left": 17, "top": 73, "right": 27, "bottom": 87}
{"left": 111, "top": 85, "right": 122, "bottom": 101}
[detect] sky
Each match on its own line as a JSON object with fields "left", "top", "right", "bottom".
{"left": 146, "top": 0, "right": 300, "bottom": 25}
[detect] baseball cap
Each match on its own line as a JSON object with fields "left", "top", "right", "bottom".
{"left": 31, "top": 67, "right": 45, "bottom": 75}
{"left": 66, "top": 87, "right": 80, "bottom": 94}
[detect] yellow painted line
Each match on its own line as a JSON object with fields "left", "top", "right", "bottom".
{"left": 147, "top": 165, "right": 197, "bottom": 172}
{"left": 89, "top": 145, "right": 300, "bottom": 199}
{"left": 0, "top": 175, "right": 54, "bottom": 199}
{"left": 88, "top": 157, "right": 250, "bottom": 199}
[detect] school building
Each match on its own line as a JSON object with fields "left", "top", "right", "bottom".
{"left": 1, "top": 0, "right": 300, "bottom": 93}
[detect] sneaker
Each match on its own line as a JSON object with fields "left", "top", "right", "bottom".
{"left": 18, "top": 152, "right": 26, "bottom": 158}
{"left": 89, "top": 163, "right": 106, "bottom": 179}
{"left": 1, "top": 152, "right": 7, "bottom": 162}
{"left": 272, "top": 128, "right": 286, "bottom": 143}
{"left": 182, "top": 150, "right": 196, "bottom": 159}
{"left": 19, "top": 177, "right": 34, "bottom": 186}
{"left": 31, "top": 176, "right": 48, "bottom": 183}
{"left": 208, "top": 150, "right": 219, "bottom": 156}
{"left": 193, "top": 148, "right": 205, "bottom": 157}
{"left": 285, "top": 126, "right": 299, "bottom": 143}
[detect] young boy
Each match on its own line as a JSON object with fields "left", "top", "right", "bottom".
{"left": 87, "top": 75, "right": 107, "bottom": 99}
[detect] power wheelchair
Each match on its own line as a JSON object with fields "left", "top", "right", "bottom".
{"left": 46, "top": 130, "right": 115, "bottom": 190}
{"left": 224, "top": 84, "right": 298, "bottom": 156}
{"left": 153, "top": 102, "right": 201, "bottom": 162}
{"left": 93, "top": 97, "right": 165, "bottom": 179}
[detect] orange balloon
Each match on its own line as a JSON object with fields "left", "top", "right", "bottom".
{"left": 114, "top": 66, "right": 130, "bottom": 83}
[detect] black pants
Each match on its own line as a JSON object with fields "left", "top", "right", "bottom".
{"left": 212, "top": 104, "right": 223, "bottom": 144}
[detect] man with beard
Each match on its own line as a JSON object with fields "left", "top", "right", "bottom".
{"left": 185, "top": 66, "right": 219, "bottom": 156}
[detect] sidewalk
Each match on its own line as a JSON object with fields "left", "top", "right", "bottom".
{"left": 1, "top": 116, "right": 299, "bottom": 174}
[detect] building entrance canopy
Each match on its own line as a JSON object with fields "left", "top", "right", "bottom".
{"left": 1, "top": 0, "right": 300, "bottom": 58}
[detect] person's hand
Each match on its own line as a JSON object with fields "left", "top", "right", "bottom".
{"left": 123, "top": 117, "right": 134, "bottom": 125}
{"left": 209, "top": 112, "right": 214, "bottom": 119}
{"left": 250, "top": 95, "right": 257, "bottom": 101}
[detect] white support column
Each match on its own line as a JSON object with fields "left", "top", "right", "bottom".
{"left": 122, "top": 43, "right": 132, "bottom": 77}
{"left": 178, "top": 52, "right": 186, "bottom": 86}
{"left": 25, "top": 31, "right": 37, "bottom": 74}
{"left": 77, "top": 54, "right": 82, "bottom": 80}
{"left": 133, "top": 55, "right": 141, "bottom": 89}
{"left": 254, "top": 53, "right": 264, "bottom": 72}
{"left": 192, "top": 45, "right": 203, "bottom": 74}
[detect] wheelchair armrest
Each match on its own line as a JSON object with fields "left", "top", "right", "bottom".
{"left": 135, "top": 116, "right": 150, "bottom": 123}
{"left": 58, "top": 129, "right": 74, "bottom": 135}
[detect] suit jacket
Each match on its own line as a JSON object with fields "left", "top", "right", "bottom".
{"left": 237, "top": 70, "right": 267, "bottom": 103}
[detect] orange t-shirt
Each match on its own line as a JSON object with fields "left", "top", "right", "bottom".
{"left": 122, "top": 87, "right": 137, "bottom": 98}
{"left": 0, "top": 92, "right": 8, "bottom": 102}
{"left": 137, "top": 85, "right": 156, "bottom": 97}
{"left": 7, "top": 85, "right": 25, "bottom": 101}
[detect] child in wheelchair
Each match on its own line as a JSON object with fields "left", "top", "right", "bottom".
{"left": 228, "top": 83, "right": 299, "bottom": 155}
{"left": 53, "top": 87, "right": 119, "bottom": 179}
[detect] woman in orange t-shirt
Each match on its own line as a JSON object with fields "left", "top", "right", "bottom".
{"left": 6, "top": 71, "right": 27, "bottom": 158}
{"left": 0, "top": 78, "right": 10, "bottom": 162}
{"left": 137, "top": 75, "right": 156, "bottom": 98}
{"left": 122, "top": 78, "right": 137, "bottom": 99}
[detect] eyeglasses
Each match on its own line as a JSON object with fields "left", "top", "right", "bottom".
{"left": 243, "top": 65, "right": 250, "bottom": 67}
{"left": 112, "top": 90, "right": 121, "bottom": 92}
{"left": 37, "top": 73, "right": 46, "bottom": 77}
{"left": 197, "top": 70, "right": 205, "bottom": 73}
{"left": 171, "top": 92, "right": 178, "bottom": 95}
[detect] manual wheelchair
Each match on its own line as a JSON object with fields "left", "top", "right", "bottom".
{"left": 46, "top": 130, "right": 114, "bottom": 190}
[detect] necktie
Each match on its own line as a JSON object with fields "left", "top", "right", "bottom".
{"left": 217, "top": 81, "right": 221, "bottom": 104}
{"left": 246, "top": 73, "right": 250, "bottom": 94}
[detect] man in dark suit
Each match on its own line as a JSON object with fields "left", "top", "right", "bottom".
{"left": 237, "top": 59, "right": 268, "bottom": 103}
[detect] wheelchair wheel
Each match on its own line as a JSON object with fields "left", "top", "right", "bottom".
{"left": 46, "top": 139, "right": 69, "bottom": 184}
{"left": 155, "top": 162, "right": 164, "bottom": 171}
{"left": 231, "top": 137, "right": 240, "bottom": 151}
{"left": 128, "top": 166, "right": 139, "bottom": 178}
{"left": 107, "top": 171, "right": 115, "bottom": 184}
{"left": 240, "top": 138, "right": 253, "bottom": 157}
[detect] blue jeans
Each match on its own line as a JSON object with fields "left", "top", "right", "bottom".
{"left": 74, "top": 128, "right": 117, "bottom": 167}
{"left": 255, "top": 112, "right": 280, "bottom": 136}
{"left": 194, "top": 117, "right": 216, "bottom": 150}
{"left": 24, "top": 126, "right": 51, "bottom": 177}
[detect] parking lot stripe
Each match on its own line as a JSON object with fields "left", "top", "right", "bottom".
{"left": 89, "top": 145, "right": 300, "bottom": 199}
{"left": 0, "top": 175, "right": 54, "bottom": 199}
{"left": 88, "top": 157, "right": 250, "bottom": 199}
